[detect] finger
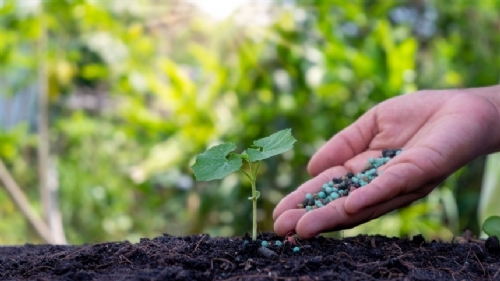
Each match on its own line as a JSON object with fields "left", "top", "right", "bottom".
{"left": 293, "top": 184, "right": 435, "bottom": 239}
{"left": 307, "top": 110, "right": 378, "bottom": 176}
{"left": 272, "top": 166, "right": 351, "bottom": 221}
{"left": 344, "top": 149, "right": 445, "bottom": 214}
{"left": 273, "top": 209, "right": 306, "bottom": 236}
{"left": 273, "top": 150, "right": 392, "bottom": 225}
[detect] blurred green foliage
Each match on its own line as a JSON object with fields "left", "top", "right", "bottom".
{"left": 0, "top": 0, "right": 499, "bottom": 244}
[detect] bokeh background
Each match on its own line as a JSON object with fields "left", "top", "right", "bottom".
{"left": 1, "top": 0, "right": 499, "bottom": 245}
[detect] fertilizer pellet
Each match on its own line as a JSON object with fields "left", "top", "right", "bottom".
{"left": 297, "top": 149, "right": 402, "bottom": 211}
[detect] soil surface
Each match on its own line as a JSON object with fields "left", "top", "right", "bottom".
{"left": 1, "top": 232, "right": 499, "bottom": 281}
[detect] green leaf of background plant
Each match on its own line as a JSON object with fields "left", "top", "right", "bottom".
{"left": 482, "top": 216, "right": 500, "bottom": 237}
{"left": 191, "top": 143, "right": 242, "bottom": 181}
{"left": 244, "top": 128, "right": 297, "bottom": 162}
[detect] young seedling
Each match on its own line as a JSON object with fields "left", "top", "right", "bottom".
{"left": 482, "top": 215, "right": 500, "bottom": 237}
{"left": 191, "top": 128, "right": 296, "bottom": 240}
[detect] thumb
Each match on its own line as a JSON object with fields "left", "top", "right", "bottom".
{"left": 308, "top": 109, "right": 377, "bottom": 176}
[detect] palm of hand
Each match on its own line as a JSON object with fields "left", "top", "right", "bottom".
{"left": 273, "top": 90, "right": 500, "bottom": 238}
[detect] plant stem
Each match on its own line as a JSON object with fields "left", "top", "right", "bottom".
{"left": 253, "top": 161, "right": 260, "bottom": 179}
{"left": 250, "top": 178, "right": 257, "bottom": 241}
{"left": 240, "top": 170, "right": 252, "bottom": 182}
{"left": 241, "top": 160, "right": 260, "bottom": 240}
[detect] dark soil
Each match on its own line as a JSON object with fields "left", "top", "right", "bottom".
{"left": 1, "top": 232, "right": 499, "bottom": 281}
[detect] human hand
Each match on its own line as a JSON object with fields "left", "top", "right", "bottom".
{"left": 273, "top": 86, "right": 500, "bottom": 238}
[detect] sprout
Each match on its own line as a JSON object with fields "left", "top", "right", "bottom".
{"left": 192, "top": 129, "right": 296, "bottom": 240}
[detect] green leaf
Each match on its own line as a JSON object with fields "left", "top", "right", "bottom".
{"left": 191, "top": 143, "right": 242, "bottom": 181}
{"left": 482, "top": 216, "right": 500, "bottom": 237}
{"left": 244, "top": 128, "right": 296, "bottom": 162}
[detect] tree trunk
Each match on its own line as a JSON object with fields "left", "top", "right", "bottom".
{"left": 38, "top": 5, "right": 67, "bottom": 244}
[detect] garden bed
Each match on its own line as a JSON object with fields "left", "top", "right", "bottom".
{"left": 1, "top": 232, "right": 498, "bottom": 281}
